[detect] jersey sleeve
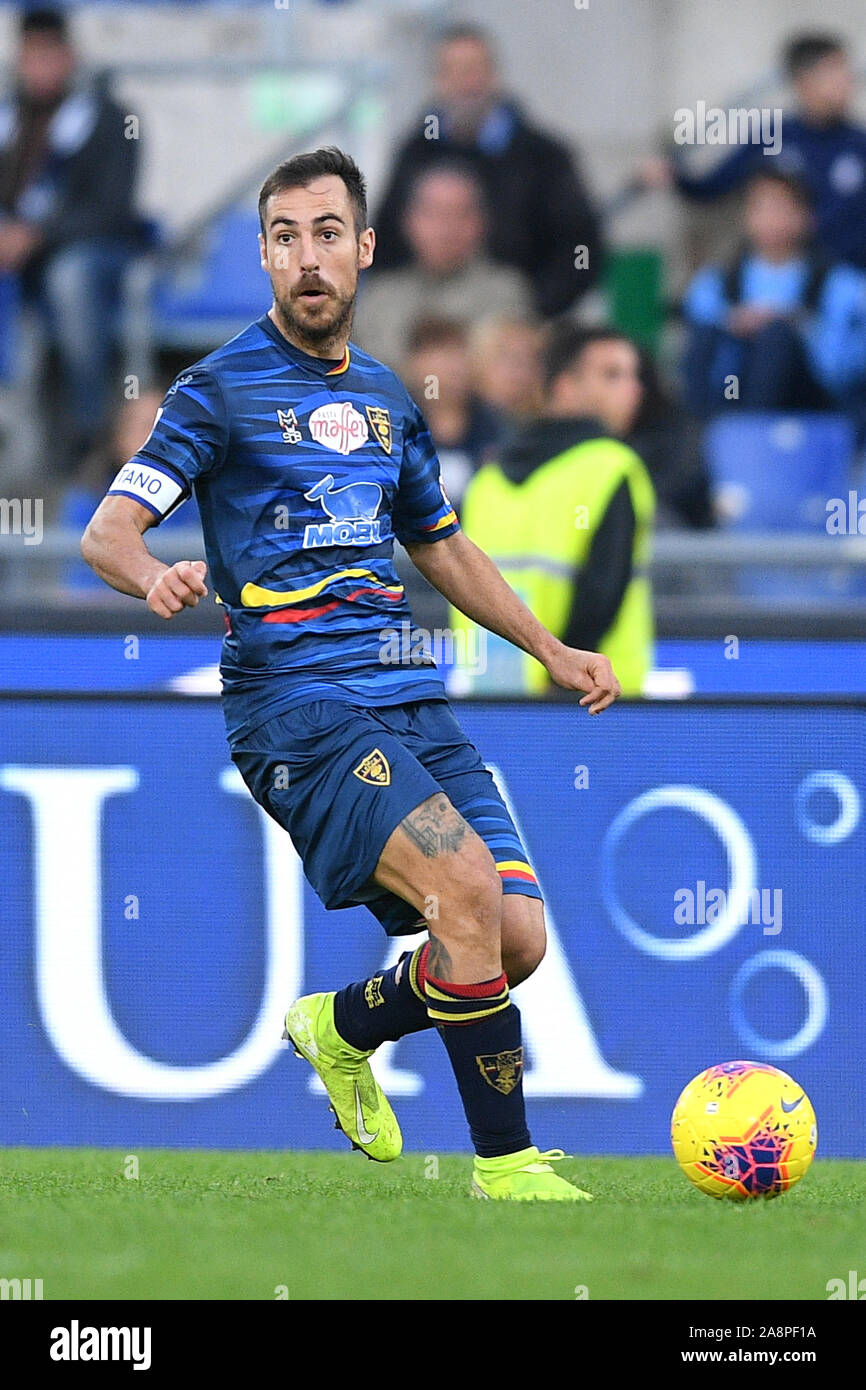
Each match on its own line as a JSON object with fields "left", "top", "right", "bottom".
{"left": 392, "top": 398, "right": 460, "bottom": 546}
{"left": 106, "top": 368, "right": 229, "bottom": 523}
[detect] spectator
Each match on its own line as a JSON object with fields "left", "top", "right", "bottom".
{"left": 450, "top": 325, "right": 655, "bottom": 696}
{"left": 681, "top": 168, "right": 866, "bottom": 423}
{"left": 58, "top": 388, "right": 199, "bottom": 591}
{"left": 355, "top": 162, "right": 530, "bottom": 368}
{"left": 468, "top": 315, "right": 544, "bottom": 422}
{"left": 374, "top": 23, "right": 601, "bottom": 317}
{"left": 402, "top": 316, "right": 500, "bottom": 513}
{"left": 0, "top": 8, "right": 142, "bottom": 464}
{"left": 641, "top": 32, "right": 866, "bottom": 270}
{"left": 629, "top": 347, "right": 714, "bottom": 529}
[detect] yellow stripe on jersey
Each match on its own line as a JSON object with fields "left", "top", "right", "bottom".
{"left": 240, "top": 569, "right": 404, "bottom": 607}
{"left": 495, "top": 859, "right": 537, "bottom": 877}
{"left": 424, "top": 509, "right": 458, "bottom": 533}
{"left": 325, "top": 348, "right": 351, "bottom": 376}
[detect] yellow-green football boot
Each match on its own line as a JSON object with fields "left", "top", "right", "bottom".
{"left": 283, "top": 992, "right": 402, "bottom": 1163}
{"left": 471, "top": 1147, "right": 594, "bottom": 1201}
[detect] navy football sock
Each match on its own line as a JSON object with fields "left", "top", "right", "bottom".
{"left": 427, "top": 970, "right": 532, "bottom": 1159}
{"left": 333, "top": 943, "right": 431, "bottom": 1051}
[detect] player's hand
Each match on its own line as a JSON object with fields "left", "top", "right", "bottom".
{"left": 146, "top": 560, "right": 208, "bottom": 618}
{"left": 544, "top": 641, "right": 621, "bottom": 714}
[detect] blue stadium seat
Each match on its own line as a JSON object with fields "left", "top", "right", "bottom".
{"left": 703, "top": 412, "right": 862, "bottom": 600}
{"left": 152, "top": 208, "right": 269, "bottom": 348}
{"left": 0, "top": 271, "right": 20, "bottom": 384}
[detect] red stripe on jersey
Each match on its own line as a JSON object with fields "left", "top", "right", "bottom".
{"left": 344, "top": 586, "right": 404, "bottom": 602}
{"left": 262, "top": 600, "right": 341, "bottom": 623}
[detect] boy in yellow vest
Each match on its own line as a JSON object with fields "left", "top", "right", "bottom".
{"left": 452, "top": 325, "right": 655, "bottom": 694}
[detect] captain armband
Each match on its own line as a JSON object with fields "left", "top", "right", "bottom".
{"left": 107, "top": 460, "right": 191, "bottom": 522}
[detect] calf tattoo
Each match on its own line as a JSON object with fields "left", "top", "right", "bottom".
{"left": 400, "top": 795, "right": 467, "bottom": 859}
{"left": 427, "top": 932, "right": 453, "bottom": 982}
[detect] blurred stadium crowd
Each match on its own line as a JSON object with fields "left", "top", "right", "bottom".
{"left": 0, "top": 5, "right": 864, "bottom": 646}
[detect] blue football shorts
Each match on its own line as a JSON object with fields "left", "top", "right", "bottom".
{"left": 230, "top": 696, "right": 542, "bottom": 936}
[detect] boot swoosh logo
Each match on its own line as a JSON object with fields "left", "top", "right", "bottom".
{"left": 781, "top": 1095, "right": 804, "bottom": 1113}
{"left": 354, "top": 1084, "right": 379, "bottom": 1145}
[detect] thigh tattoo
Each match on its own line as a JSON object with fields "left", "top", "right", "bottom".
{"left": 399, "top": 794, "right": 468, "bottom": 859}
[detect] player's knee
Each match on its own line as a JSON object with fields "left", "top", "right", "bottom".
{"left": 432, "top": 846, "right": 502, "bottom": 945}
{"left": 503, "top": 931, "right": 546, "bottom": 986}
{"left": 501, "top": 898, "right": 547, "bottom": 985}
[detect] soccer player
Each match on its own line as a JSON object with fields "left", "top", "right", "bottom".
{"left": 82, "top": 148, "right": 620, "bottom": 1201}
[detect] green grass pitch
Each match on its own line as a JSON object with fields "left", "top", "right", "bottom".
{"left": 1, "top": 1149, "right": 863, "bottom": 1301}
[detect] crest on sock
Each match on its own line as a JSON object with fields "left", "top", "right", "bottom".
{"left": 476, "top": 1047, "right": 524, "bottom": 1095}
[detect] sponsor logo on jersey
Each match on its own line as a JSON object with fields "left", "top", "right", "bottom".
{"left": 309, "top": 401, "right": 368, "bottom": 455}
{"left": 365, "top": 405, "right": 392, "bottom": 454}
{"left": 302, "top": 473, "right": 385, "bottom": 547}
{"left": 277, "top": 408, "right": 302, "bottom": 444}
{"left": 352, "top": 748, "right": 391, "bottom": 786}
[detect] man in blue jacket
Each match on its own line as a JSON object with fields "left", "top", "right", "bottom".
{"left": 642, "top": 33, "right": 866, "bottom": 271}
{"left": 681, "top": 167, "right": 866, "bottom": 424}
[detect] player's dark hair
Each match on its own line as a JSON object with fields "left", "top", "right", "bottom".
{"left": 783, "top": 33, "right": 846, "bottom": 80}
{"left": 19, "top": 7, "right": 69, "bottom": 39}
{"left": 744, "top": 164, "right": 813, "bottom": 210}
{"left": 258, "top": 147, "right": 368, "bottom": 238}
{"left": 543, "top": 323, "right": 634, "bottom": 390}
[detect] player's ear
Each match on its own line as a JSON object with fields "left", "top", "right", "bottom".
{"left": 258, "top": 231, "right": 268, "bottom": 271}
{"left": 358, "top": 226, "right": 375, "bottom": 271}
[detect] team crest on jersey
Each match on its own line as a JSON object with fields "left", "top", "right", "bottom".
{"left": 476, "top": 1048, "right": 524, "bottom": 1095}
{"left": 352, "top": 748, "right": 391, "bottom": 787}
{"left": 303, "top": 473, "right": 385, "bottom": 547}
{"left": 309, "top": 401, "right": 368, "bottom": 455}
{"left": 277, "top": 408, "right": 302, "bottom": 444}
{"left": 365, "top": 405, "right": 393, "bottom": 454}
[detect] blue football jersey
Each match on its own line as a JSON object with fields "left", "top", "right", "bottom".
{"left": 107, "top": 313, "right": 460, "bottom": 740}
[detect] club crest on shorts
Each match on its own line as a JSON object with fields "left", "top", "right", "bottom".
{"left": 364, "top": 976, "right": 385, "bottom": 1009}
{"left": 365, "top": 405, "right": 392, "bottom": 454}
{"left": 476, "top": 1047, "right": 524, "bottom": 1095}
{"left": 352, "top": 747, "right": 391, "bottom": 786}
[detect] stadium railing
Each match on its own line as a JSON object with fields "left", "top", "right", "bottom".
{"left": 2, "top": 528, "right": 865, "bottom": 640}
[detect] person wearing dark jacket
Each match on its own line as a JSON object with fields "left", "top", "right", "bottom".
{"left": 0, "top": 8, "right": 141, "bottom": 461}
{"left": 450, "top": 326, "right": 655, "bottom": 696}
{"left": 374, "top": 24, "right": 601, "bottom": 318}
{"left": 640, "top": 33, "right": 866, "bottom": 271}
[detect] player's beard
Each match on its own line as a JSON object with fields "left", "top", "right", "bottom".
{"left": 271, "top": 277, "right": 356, "bottom": 355}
